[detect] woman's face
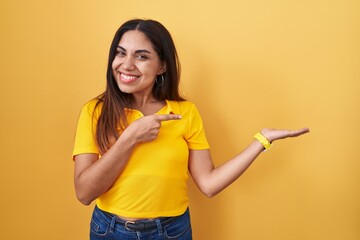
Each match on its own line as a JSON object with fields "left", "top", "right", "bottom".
{"left": 112, "top": 30, "right": 165, "bottom": 97}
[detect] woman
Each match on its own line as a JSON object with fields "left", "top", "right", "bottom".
{"left": 73, "top": 19, "right": 309, "bottom": 240}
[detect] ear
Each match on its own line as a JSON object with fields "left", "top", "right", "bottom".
{"left": 158, "top": 62, "right": 166, "bottom": 75}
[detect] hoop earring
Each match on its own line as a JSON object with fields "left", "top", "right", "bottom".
{"left": 156, "top": 74, "right": 164, "bottom": 86}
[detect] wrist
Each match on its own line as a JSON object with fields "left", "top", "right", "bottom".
{"left": 254, "top": 132, "right": 272, "bottom": 151}
{"left": 260, "top": 128, "right": 274, "bottom": 143}
{"left": 118, "top": 127, "right": 139, "bottom": 147}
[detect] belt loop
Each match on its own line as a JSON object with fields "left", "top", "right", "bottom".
{"left": 155, "top": 219, "right": 163, "bottom": 235}
{"left": 109, "top": 216, "right": 116, "bottom": 233}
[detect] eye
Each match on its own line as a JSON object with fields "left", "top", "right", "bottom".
{"left": 135, "top": 54, "right": 148, "bottom": 60}
{"left": 116, "top": 50, "right": 126, "bottom": 57}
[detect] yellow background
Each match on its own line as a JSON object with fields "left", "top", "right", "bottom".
{"left": 0, "top": 0, "right": 359, "bottom": 239}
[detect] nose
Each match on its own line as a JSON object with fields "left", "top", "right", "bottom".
{"left": 122, "top": 55, "right": 135, "bottom": 71}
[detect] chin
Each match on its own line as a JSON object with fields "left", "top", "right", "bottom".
{"left": 118, "top": 86, "right": 134, "bottom": 94}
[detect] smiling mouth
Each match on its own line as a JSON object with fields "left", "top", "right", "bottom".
{"left": 120, "top": 73, "right": 139, "bottom": 83}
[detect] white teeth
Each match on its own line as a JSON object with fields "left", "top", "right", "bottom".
{"left": 121, "top": 73, "right": 137, "bottom": 80}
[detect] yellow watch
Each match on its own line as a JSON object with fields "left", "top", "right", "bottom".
{"left": 254, "top": 132, "right": 271, "bottom": 151}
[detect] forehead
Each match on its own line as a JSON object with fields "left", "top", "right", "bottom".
{"left": 118, "top": 30, "right": 154, "bottom": 51}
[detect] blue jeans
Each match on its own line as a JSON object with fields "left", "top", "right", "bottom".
{"left": 90, "top": 206, "right": 192, "bottom": 240}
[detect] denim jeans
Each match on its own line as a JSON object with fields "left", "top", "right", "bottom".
{"left": 90, "top": 206, "right": 192, "bottom": 240}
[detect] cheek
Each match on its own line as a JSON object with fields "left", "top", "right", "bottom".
{"left": 112, "top": 59, "right": 118, "bottom": 70}
{"left": 112, "top": 56, "right": 124, "bottom": 69}
{"left": 143, "top": 62, "right": 161, "bottom": 76}
{"left": 111, "top": 60, "right": 121, "bottom": 81}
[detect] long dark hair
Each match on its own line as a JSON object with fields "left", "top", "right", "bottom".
{"left": 95, "top": 19, "right": 184, "bottom": 154}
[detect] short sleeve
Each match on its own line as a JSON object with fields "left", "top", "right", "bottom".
{"left": 185, "top": 103, "right": 210, "bottom": 150}
{"left": 72, "top": 100, "right": 100, "bottom": 158}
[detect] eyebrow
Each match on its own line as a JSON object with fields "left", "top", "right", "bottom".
{"left": 117, "top": 46, "right": 151, "bottom": 54}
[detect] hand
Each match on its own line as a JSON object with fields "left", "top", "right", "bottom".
{"left": 260, "top": 127, "right": 310, "bottom": 143}
{"left": 126, "top": 114, "right": 182, "bottom": 143}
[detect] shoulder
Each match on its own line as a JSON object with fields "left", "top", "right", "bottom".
{"left": 82, "top": 98, "right": 102, "bottom": 109}
{"left": 166, "top": 100, "right": 197, "bottom": 109}
{"left": 166, "top": 100, "right": 197, "bottom": 113}
{"left": 166, "top": 100, "right": 203, "bottom": 119}
{"left": 177, "top": 100, "right": 196, "bottom": 108}
{"left": 81, "top": 98, "right": 103, "bottom": 116}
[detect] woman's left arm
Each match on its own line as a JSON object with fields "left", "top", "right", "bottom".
{"left": 188, "top": 128, "right": 310, "bottom": 198}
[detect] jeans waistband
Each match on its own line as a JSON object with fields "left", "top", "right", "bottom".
{"left": 95, "top": 206, "right": 182, "bottom": 232}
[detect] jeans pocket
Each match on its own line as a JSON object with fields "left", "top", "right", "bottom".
{"left": 90, "top": 218, "right": 110, "bottom": 238}
{"left": 164, "top": 222, "right": 192, "bottom": 239}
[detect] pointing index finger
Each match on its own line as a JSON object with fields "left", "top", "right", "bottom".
{"left": 156, "top": 114, "right": 182, "bottom": 122}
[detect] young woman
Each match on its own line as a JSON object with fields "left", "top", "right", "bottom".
{"left": 73, "top": 19, "right": 309, "bottom": 240}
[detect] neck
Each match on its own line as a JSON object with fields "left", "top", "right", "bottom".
{"left": 132, "top": 93, "right": 158, "bottom": 108}
{"left": 131, "top": 93, "right": 166, "bottom": 116}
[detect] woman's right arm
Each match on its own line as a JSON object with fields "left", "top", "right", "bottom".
{"left": 74, "top": 129, "right": 137, "bottom": 205}
{"left": 73, "top": 113, "right": 182, "bottom": 205}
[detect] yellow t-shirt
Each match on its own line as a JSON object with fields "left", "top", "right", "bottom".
{"left": 73, "top": 99, "right": 209, "bottom": 218}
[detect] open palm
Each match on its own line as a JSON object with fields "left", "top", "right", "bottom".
{"left": 261, "top": 127, "right": 310, "bottom": 143}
